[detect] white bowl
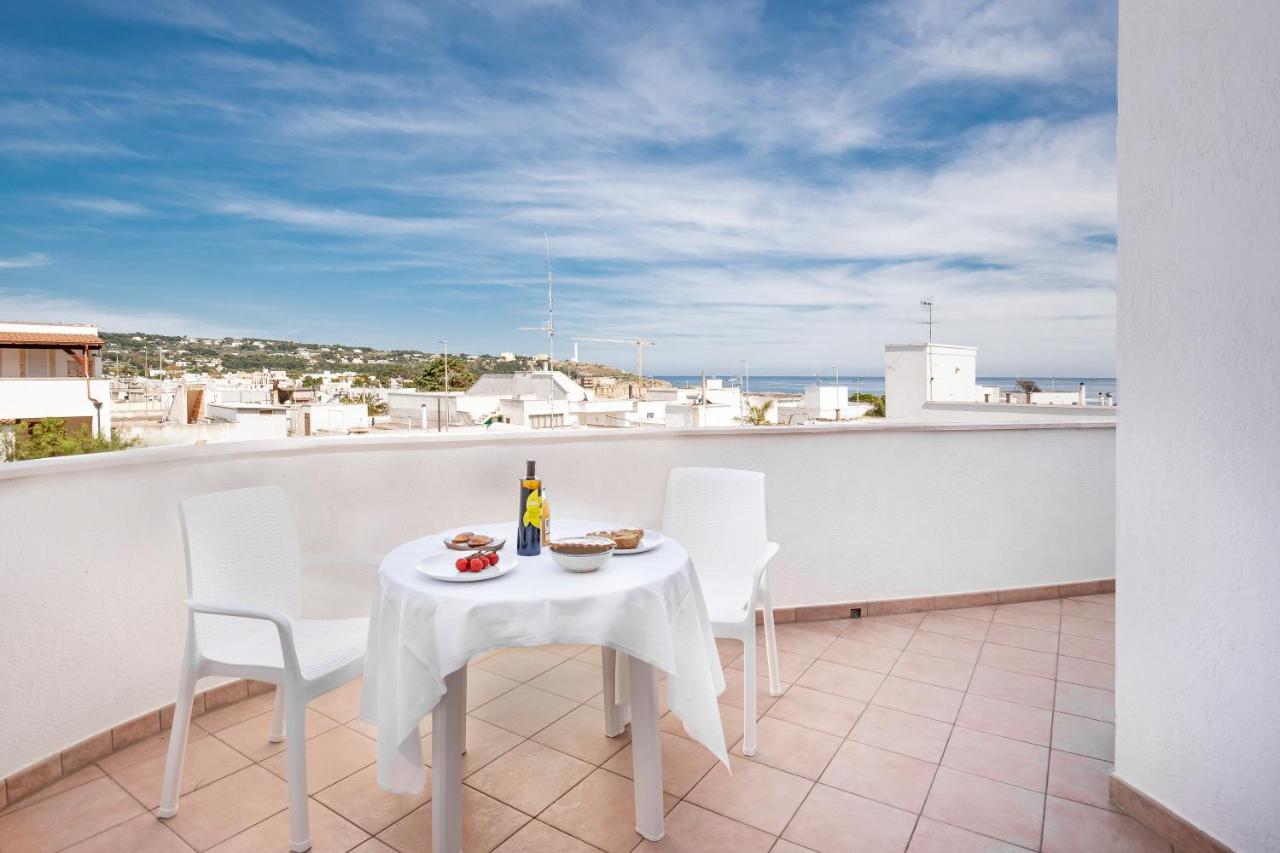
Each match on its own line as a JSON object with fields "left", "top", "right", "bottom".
{"left": 547, "top": 536, "right": 616, "bottom": 573}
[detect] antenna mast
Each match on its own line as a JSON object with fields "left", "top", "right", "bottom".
{"left": 544, "top": 234, "right": 554, "bottom": 372}
{"left": 919, "top": 299, "right": 935, "bottom": 342}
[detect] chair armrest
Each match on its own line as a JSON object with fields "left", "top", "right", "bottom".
{"left": 301, "top": 551, "right": 383, "bottom": 570}
{"left": 752, "top": 542, "right": 781, "bottom": 589}
{"left": 186, "top": 600, "right": 301, "bottom": 673}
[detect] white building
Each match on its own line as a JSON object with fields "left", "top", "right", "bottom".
{"left": 802, "top": 385, "right": 870, "bottom": 421}
{"left": 205, "top": 402, "right": 289, "bottom": 440}
{"left": 884, "top": 342, "right": 980, "bottom": 415}
{"left": 884, "top": 342, "right": 1116, "bottom": 423}
{"left": 287, "top": 402, "right": 371, "bottom": 436}
{"left": 0, "top": 321, "right": 111, "bottom": 437}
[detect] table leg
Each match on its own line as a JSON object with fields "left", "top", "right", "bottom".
{"left": 601, "top": 647, "right": 629, "bottom": 737}
{"left": 432, "top": 667, "right": 467, "bottom": 853}
{"left": 626, "top": 655, "right": 664, "bottom": 841}
{"left": 454, "top": 666, "right": 468, "bottom": 755}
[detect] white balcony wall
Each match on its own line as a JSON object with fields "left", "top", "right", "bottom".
{"left": 1116, "top": 1, "right": 1280, "bottom": 850}
{"left": 0, "top": 423, "right": 1113, "bottom": 779}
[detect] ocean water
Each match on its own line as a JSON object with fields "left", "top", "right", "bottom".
{"left": 656, "top": 375, "right": 1119, "bottom": 400}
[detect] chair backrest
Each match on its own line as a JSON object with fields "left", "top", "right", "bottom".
{"left": 662, "top": 467, "right": 769, "bottom": 603}
{"left": 179, "top": 485, "right": 303, "bottom": 648}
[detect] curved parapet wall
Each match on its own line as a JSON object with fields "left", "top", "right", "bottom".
{"left": 0, "top": 422, "right": 1114, "bottom": 780}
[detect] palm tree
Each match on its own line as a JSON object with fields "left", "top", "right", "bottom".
{"left": 744, "top": 399, "right": 775, "bottom": 425}
{"left": 341, "top": 392, "right": 387, "bottom": 417}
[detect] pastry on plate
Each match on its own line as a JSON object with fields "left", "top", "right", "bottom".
{"left": 588, "top": 528, "right": 644, "bottom": 549}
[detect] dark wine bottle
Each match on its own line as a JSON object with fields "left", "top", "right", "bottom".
{"left": 517, "top": 460, "right": 542, "bottom": 555}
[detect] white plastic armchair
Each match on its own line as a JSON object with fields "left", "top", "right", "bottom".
{"left": 661, "top": 467, "right": 781, "bottom": 755}
{"left": 158, "top": 486, "right": 373, "bottom": 853}
{"left": 599, "top": 466, "right": 778, "bottom": 753}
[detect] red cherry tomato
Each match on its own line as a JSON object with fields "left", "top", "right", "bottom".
{"left": 455, "top": 557, "right": 468, "bottom": 572}
{"left": 487, "top": 551, "right": 500, "bottom": 566}
{"left": 469, "top": 557, "right": 487, "bottom": 572}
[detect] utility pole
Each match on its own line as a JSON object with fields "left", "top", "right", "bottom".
{"left": 438, "top": 340, "right": 449, "bottom": 394}
{"left": 834, "top": 366, "right": 841, "bottom": 420}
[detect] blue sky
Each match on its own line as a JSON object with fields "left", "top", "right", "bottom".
{"left": 0, "top": 0, "right": 1117, "bottom": 375}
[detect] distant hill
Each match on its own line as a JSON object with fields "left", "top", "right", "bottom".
{"left": 99, "top": 331, "right": 659, "bottom": 388}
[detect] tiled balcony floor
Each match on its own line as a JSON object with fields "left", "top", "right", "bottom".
{"left": 0, "top": 592, "right": 1170, "bottom": 853}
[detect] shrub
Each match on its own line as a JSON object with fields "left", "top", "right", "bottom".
{"left": 2, "top": 417, "right": 140, "bottom": 462}
{"left": 848, "top": 393, "right": 885, "bottom": 417}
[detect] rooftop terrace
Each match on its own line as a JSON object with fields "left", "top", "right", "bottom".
{"left": 1, "top": 592, "right": 1159, "bottom": 853}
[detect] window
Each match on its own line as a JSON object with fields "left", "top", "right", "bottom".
{"left": 529, "top": 414, "right": 565, "bottom": 429}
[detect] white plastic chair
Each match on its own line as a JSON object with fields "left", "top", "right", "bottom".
{"left": 158, "top": 486, "right": 374, "bottom": 852}
{"left": 661, "top": 467, "right": 781, "bottom": 755}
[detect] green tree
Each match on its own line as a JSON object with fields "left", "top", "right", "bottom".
{"left": 301, "top": 375, "right": 323, "bottom": 388}
{"left": 744, "top": 399, "right": 775, "bottom": 425}
{"left": 341, "top": 392, "right": 388, "bottom": 417}
{"left": 2, "top": 418, "right": 140, "bottom": 462}
{"left": 414, "top": 356, "right": 476, "bottom": 392}
{"left": 848, "top": 393, "right": 885, "bottom": 417}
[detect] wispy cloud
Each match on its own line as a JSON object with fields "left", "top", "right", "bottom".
{"left": 0, "top": 287, "right": 250, "bottom": 337}
{"left": 0, "top": 253, "right": 51, "bottom": 270}
{"left": 0, "top": 0, "right": 1118, "bottom": 373}
{"left": 84, "top": 0, "right": 331, "bottom": 53}
{"left": 56, "top": 197, "right": 151, "bottom": 217}
{"left": 212, "top": 196, "right": 460, "bottom": 238}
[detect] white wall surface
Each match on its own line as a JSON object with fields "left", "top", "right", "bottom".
{"left": 884, "top": 346, "right": 928, "bottom": 416}
{"left": 0, "top": 378, "right": 111, "bottom": 433}
{"left": 0, "top": 424, "right": 1114, "bottom": 778}
{"left": 1116, "top": 2, "right": 1280, "bottom": 850}
{"left": 884, "top": 344, "right": 978, "bottom": 417}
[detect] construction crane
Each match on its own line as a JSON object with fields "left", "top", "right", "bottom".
{"left": 519, "top": 234, "right": 556, "bottom": 371}
{"left": 572, "top": 336, "right": 656, "bottom": 396}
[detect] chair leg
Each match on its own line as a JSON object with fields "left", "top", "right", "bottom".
{"left": 157, "top": 661, "right": 198, "bottom": 818}
{"left": 284, "top": 690, "right": 311, "bottom": 852}
{"left": 269, "top": 685, "right": 285, "bottom": 743}
{"left": 601, "top": 647, "right": 628, "bottom": 737}
{"left": 760, "top": 580, "right": 783, "bottom": 697}
{"left": 741, "top": 635, "right": 758, "bottom": 756}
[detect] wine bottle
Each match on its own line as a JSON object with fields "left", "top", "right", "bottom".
{"left": 517, "top": 460, "right": 542, "bottom": 555}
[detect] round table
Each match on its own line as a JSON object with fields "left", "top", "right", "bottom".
{"left": 361, "top": 519, "right": 727, "bottom": 853}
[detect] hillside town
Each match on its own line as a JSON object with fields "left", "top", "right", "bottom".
{"left": 0, "top": 319, "right": 1116, "bottom": 459}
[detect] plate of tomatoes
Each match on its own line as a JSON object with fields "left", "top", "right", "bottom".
{"left": 416, "top": 548, "right": 516, "bottom": 583}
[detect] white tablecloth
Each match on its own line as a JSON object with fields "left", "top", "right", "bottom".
{"left": 361, "top": 519, "right": 728, "bottom": 794}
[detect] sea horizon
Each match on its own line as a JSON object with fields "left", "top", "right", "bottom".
{"left": 655, "top": 374, "right": 1119, "bottom": 399}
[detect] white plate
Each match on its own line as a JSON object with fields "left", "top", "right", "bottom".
{"left": 416, "top": 552, "right": 518, "bottom": 582}
{"left": 611, "top": 531, "right": 666, "bottom": 555}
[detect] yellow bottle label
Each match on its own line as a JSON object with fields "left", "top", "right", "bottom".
{"left": 523, "top": 488, "right": 542, "bottom": 529}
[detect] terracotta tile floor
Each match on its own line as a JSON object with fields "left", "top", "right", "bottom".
{"left": 0, "top": 591, "right": 1173, "bottom": 853}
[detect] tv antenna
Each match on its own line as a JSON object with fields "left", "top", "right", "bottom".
{"left": 518, "top": 234, "right": 555, "bottom": 371}
{"left": 919, "top": 299, "right": 935, "bottom": 341}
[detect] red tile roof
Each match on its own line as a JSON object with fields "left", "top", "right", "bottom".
{"left": 0, "top": 331, "right": 105, "bottom": 346}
